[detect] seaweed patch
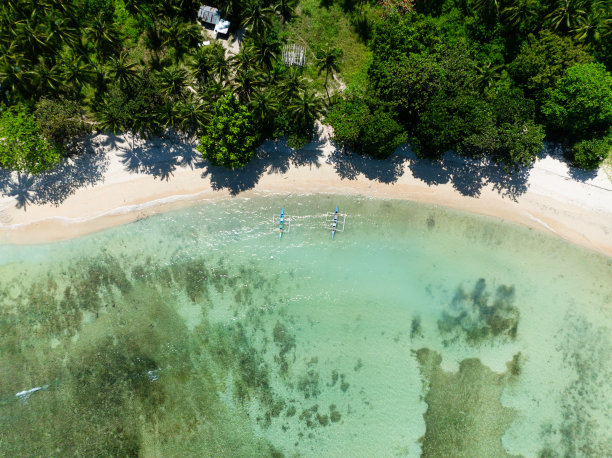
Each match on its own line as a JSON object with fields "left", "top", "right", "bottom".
{"left": 414, "top": 348, "right": 517, "bottom": 457}
{"left": 438, "top": 278, "right": 519, "bottom": 345}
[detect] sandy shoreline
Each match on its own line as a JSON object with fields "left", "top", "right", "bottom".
{"left": 0, "top": 126, "right": 611, "bottom": 257}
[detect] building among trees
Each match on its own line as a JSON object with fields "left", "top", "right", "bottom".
{"left": 197, "top": 5, "right": 231, "bottom": 36}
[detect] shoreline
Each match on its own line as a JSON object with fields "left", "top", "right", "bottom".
{"left": 1, "top": 128, "right": 611, "bottom": 257}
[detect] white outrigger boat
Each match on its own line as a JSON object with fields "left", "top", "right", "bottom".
{"left": 332, "top": 205, "right": 339, "bottom": 239}
{"left": 279, "top": 207, "right": 284, "bottom": 238}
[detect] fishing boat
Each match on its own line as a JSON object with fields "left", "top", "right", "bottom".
{"left": 279, "top": 207, "right": 284, "bottom": 238}
{"left": 332, "top": 205, "right": 338, "bottom": 239}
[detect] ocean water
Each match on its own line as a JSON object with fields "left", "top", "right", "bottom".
{"left": 1, "top": 195, "right": 611, "bottom": 457}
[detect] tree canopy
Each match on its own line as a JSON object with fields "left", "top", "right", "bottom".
{"left": 0, "top": 107, "right": 62, "bottom": 174}
{"left": 197, "top": 95, "right": 257, "bottom": 168}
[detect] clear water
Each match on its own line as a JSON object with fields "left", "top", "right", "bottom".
{"left": 1, "top": 195, "right": 611, "bottom": 457}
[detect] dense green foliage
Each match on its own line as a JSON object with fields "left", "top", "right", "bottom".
{"left": 0, "top": 108, "right": 62, "bottom": 174}
{"left": 1, "top": 0, "right": 610, "bottom": 174}
{"left": 542, "top": 63, "right": 612, "bottom": 140}
{"left": 326, "top": 0, "right": 611, "bottom": 169}
{"left": 197, "top": 95, "right": 257, "bottom": 168}
{"left": 325, "top": 91, "right": 406, "bottom": 158}
{"left": 0, "top": 0, "right": 325, "bottom": 172}
{"left": 571, "top": 136, "right": 612, "bottom": 169}
{"left": 34, "top": 98, "right": 91, "bottom": 154}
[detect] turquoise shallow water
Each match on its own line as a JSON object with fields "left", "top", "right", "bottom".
{"left": 1, "top": 195, "right": 612, "bottom": 456}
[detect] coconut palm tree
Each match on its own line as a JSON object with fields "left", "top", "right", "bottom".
{"left": 158, "top": 67, "right": 189, "bottom": 101}
{"left": 274, "top": 0, "right": 298, "bottom": 24}
{"left": 253, "top": 35, "right": 280, "bottom": 70}
{"left": 250, "top": 87, "right": 279, "bottom": 134}
{"left": 232, "top": 67, "right": 263, "bottom": 103}
{"left": 61, "top": 52, "right": 93, "bottom": 95}
{"left": 209, "top": 42, "right": 230, "bottom": 84}
{"left": 279, "top": 67, "right": 307, "bottom": 103}
{"left": 572, "top": 2, "right": 611, "bottom": 43}
{"left": 85, "top": 14, "right": 123, "bottom": 60}
{"left": 241, "top": 1, "right": 275, "bottom": 37}
{"left": 474, "top": 61, "right": 504, "bottom": 89}
{"left": 108, "top": 52, "right": 139, "bottom": 89}
{"left": 501, "top": 0, "right": 539, "bottom": 29}
{"left": 231, "top": 45, "right": 258, "bottom": 73}
{"left": 176, "top": 95, "right": 210, "bottom": 135}
{"left": 162, "top": 18, "right": 202, "bottom": 64}
{"left": 0, "top": 58, "right": 29, "bottom": 101}
{"left": 545, "top": 0, "right": 587, "bottom": 31}
{"left": 471, "top": 0, "right": 502, "bottom": 20}
{"left": 188, "top": 46, "right": 214, "bottom": 86}
{"left": 289, "top": 87, "right": 323, "bottom": 133}
{"left": 315, "top": 45, "right": 342, "bottom": 103}
{"left": 28, "top": 58, "right": 63, "bottom": 96}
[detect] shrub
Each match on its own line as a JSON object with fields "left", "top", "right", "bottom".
{"left": 325, "top": 92, "right": 406, "bottom": 159}
{"left": 197, "top": 95, "right": 257, "bottom": 168}
{"left": 0, "top": 106, "right": 62, "bottom": 174}
{"left": 571, "top": 137, "right": 612, "bottom": 169}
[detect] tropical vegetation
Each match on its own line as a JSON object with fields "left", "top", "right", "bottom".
{"left": 0, "top": 0, "right": 610, "bottom": 175}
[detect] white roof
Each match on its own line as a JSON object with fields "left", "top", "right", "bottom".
{"left": 214, "top": 19, "right": 230, "bottom": 35}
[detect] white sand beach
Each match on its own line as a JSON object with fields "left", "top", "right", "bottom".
{"left": 0, "top": 124, "right": 611, "bottom": 256}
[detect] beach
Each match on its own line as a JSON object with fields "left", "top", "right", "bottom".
{"left": 0, "top": 124, "right": 610, "bottom": 256}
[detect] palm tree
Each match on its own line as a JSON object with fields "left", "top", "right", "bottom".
{"left": 501, "top": 0, "right": 539, "bottom": 29}
{"left": 144, "top": 23, "right": 165, "bottom": 59}
{"left": 61, "top": 52, "right": 93, "bottom": 95}
{"left": 176, "top": 95, "right": 210, "bottom": 136}
{"left": 202, "top": 78, "right": 229, "bottom": 102}
{"left": 274, "top": 0, "right": 298, "bottom": 23}
{"left": 572, "top": 2, "right": 611, "bottom": 43}
{"left": 279, "top": 67, "right": 307, "bottom": 103}
{"left": 471, "top": 0, "right": 502, "bottom": 20}
{"left": 545, "top": 0, "right": 587, "bottom": 31}
{"left": 231, "top": 45, "right": 257, "bottom": 73}
{"left": 209, "top": 42, "right": 230, "bottom": 84}
{"left": 241, "top": 1, "right": 275, "bottom": 37}
{"left": 108, "top": 52, "right": 140, "bottom": 89}
{"left": 250, "top": 87, "right": 279, "bottom": 133}
{"left": 474, "top": 61, "right": 504, "bottom": 89}
{"left": 188, "top": 46, "right": 214, "bottom": 86}
{"left": 28, "top": 58, "right": 62, "bottom": 96}
{"left": 158, "top": 67, "right": 189, "bottom": 101}
{"left": 162, "top": 18, "right": 202, "bottom": 64}
{"left": 253, "top": 35, "right": 280, "bottom": 70}
{"left": 85, "top": 14, "right": 122, "bottom": 60}
{"left": 232, "top": 67, "right": 263, "bottom": 103}
{"left": 92, "top": 63, "right": 109, "bottom": 101}
{"left": 315, "top": 45, "right": 342, "bottom": 103}
{"left": 289, "top": 88, "right": 324, "bottom": 137}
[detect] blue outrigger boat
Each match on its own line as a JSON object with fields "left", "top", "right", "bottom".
{"left": 331, "top": 205, "right": 339, "bottom": 239}
{"left": 279, "top": 207, "right": 284, "bottom": 238}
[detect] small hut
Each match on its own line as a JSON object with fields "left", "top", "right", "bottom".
{"left": 197, "top": 5, "right": 231, "bottom": 35}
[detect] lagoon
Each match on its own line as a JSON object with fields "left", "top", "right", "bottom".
{"left": 1, "top": 195, "right": 611, "bottom": 456}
